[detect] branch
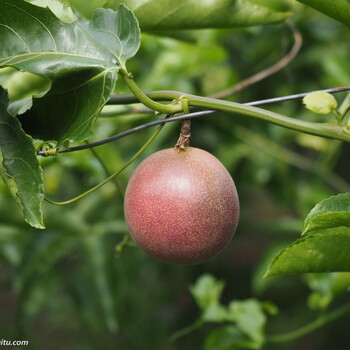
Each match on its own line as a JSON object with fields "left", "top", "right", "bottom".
{"left": 266, "top": 302, "right": 350, "bottom": 343}
{"left": 107, "top": 86, "right": 350, "bottom": 107}
{"left": 210, "top": 20, "right": 303, "bottom": 99}
{"left": 37, "top": 86, "right": 350, "bottom": 156}
{"left": 38, "top": 112, "right": 213, "bottom": 156}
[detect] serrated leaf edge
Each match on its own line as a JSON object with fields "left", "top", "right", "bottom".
{"left": 264, "top": 229, "right": 350, "bottom": 278}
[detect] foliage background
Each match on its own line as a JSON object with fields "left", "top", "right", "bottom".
{"left": 1, "top": 1, "right": 350, "bottom": 349}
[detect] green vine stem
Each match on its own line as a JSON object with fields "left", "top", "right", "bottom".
{"left": 338, "top": 92, "right": 350, "bottom": 123}
{"left": 169, "top": 319, "right": 204, "bottom": 343}
{"left": 86, "top": 140, "right": 124, "bottom": 198}
{"left": 119, "top": 69, "right": 182, "bottom": 114}
{"left": 119, "top": 70, "right": 350, "bottom": 143}
{"left": 107, "top": 86, "right": 350, "bottom": 106}
{"left": 44, "top": 124, "right": 164, "bottom": 205}
{"left": 184, "top": 95, "right": 349, "bottom": 140}
{"left": 266, "top": 301, "right": 350, "bottom": 343}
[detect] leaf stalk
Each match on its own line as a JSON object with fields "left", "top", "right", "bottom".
{"left": 266, "top": 301, "right": 350, "bottom": 343}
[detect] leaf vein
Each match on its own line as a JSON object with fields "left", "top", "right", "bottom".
{"left": 0, "top": 23, "right": 30, "bottom": 52}
{"left": 2, "top": 1, "right": 57, "bottom": 50}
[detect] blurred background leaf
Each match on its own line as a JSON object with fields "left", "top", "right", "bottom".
{"left": 1, "top": 1, "right": 350, "bottom": 349}
{"left": 102, "top": 0, "right": 290, "bottom": 31}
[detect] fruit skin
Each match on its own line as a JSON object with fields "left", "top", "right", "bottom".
{"left": 124, "top": 147, "right": 239, "bottom": 264}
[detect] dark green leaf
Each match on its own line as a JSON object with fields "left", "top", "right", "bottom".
{"left": 265, "top": 228, "right": 350, "bottom": 277}
{"left": 18, "top": 68, "right": 118, "bottom": 142}
{"left": 0, "top": 88, "right": 44, "bottom": 228}
{"left": 297, "top": 0, "right": 350, "bottom": 28}
{"left": 227, "top": 299, "right": 266, "bottom": 346}
{"left": 0, "top": 0, "right": 140, "bottom": 143}
{"left": 104, "top": 0, "right": 291, "bottom": 31}
{"left": 303, "top": 193, "right": 350, "bottom": 235}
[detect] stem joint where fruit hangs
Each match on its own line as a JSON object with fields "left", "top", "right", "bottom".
{"left": 175, "top": 98, "right": 191, "bottom": 152}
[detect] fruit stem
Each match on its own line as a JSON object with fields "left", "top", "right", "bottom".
{"left": 175, "top": 99, "right": 191, "bottom": 152}
{"left": 175, "top": 119, "right": 191, "bottom": 152}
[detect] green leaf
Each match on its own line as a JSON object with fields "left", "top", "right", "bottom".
{"left": 25, "top": 0, "right": 77, "bottom": 23}
{"left": 0, "top": 0, "right": 140, "bottom": 143}
{"left": 0, "top": 88, "right": 44, "bottom": 228}
{"left": 202, "top": 303, "right": 229, "bottom": 323}
{"left": 189, "top": 274, "right": 225, "bottom": 310}
{"left": 265, "top": 228, "right": 350, "bottom": 277}
{"left": 304, "top": 272, "right": 350, "bottom": 310}
{"left": 227, "top": 299, "right": 266, "bottom": 346}
{"left": 204, "top": 326, "right": 256, "bottom": 350}
{"left": 18, "top": 68, "right": 118, "bottom": 143}
{"left": 297, "top": 0, "right": 350, "bottom": 28}
{"left": 303, "top": 193, "right": 350, "bottom": 235}
{"left": 2, "top": 71, "right": 50, "bottom": 102}
{"left": 104, "top": 0, "right": 291, "bottom": 31}
{"left": 69, "top": 0, "right": 107, "bottom": 18}
{"left": 248, "top": 0, "right": 295, "bottom": 12}
{"left": 88, "top": 7, "right": 141, "bottom": 68}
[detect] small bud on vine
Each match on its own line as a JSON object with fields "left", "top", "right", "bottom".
{"left": 303, "top": 91, "right": 338, "bottom": 115}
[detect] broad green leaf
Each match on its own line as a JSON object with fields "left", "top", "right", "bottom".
{"left": 88, "top": 7, "right": 141, "bottom": 68}
{"left": 18, "top": 68, "right": 118, "bottom": 142}
{"left": 25, "top": 0, "right": 77, "bottom": 23}
{"left": 227, "top": 299, "right": 266, "bottom": 346}
{"left": 265, "top": 228, "right": 350, "bottom": 277}
{"left": 0, "top": 0, "right": 140, "bottom": 143}
{"left": 303, "top": 193, "right": 350, "bottom": 235}
{"left": 189, "top": 274, "right": 225, "bottom": 310}
{"left": 104, "top": 0, "right": 291, "bottom": 31}
{"left": 69, "top": 0, "right": 107, "bottom": 18}
{"left": 2, "top": 71, "right": 50, "bottom": 101}
{"left": 297, "top": 0, "right": 350, "bottom": 28}
{"left": 0, "top": 88, "right": 44, "bottom": 228}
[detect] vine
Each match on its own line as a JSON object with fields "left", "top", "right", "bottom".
{"left": 37, "top": 85, "right": 350, "bottom": 157}
{"left": 44, "top": 123, "right": 166, "bottom": 205}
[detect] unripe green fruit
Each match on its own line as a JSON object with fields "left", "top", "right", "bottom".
{"left": 124, "top": 147, "right": 239, "bottom": 264}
